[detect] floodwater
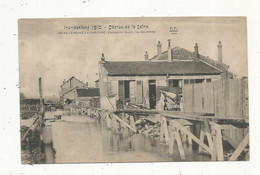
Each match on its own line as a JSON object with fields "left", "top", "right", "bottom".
{"left": 43, "top": 111, "right": 210, "bottom": 163}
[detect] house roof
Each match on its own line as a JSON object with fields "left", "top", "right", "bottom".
{"left": 103, "top": 60, "right": 222, "bottom": 76}
{"left": 76, "top": 88, "right": 100, "bottom": 97}
{"left": 150, "top": 47, "right": 229, "bottom": 71}
{"left": 60, "top": 76, "right": 86, "bottom": 87}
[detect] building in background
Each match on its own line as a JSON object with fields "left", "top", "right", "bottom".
{"left": 75, "top": 88, "right": 100, "bottom": 108}
{"left": 59, "top": 76, "right": 87, "bottom": 103}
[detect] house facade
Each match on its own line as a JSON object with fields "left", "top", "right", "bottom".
{"left": 75, "top": 88, "right": 100, "bottom": 108}
{"left": 60, "top": 76, "right": 87, "bottom": 103}
{"left": 98, "top": 40, "right": 227, "bottom": 110}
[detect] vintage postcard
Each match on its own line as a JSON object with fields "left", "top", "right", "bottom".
{"left": 19, "top": 17, "right": 248, "bottom": 164}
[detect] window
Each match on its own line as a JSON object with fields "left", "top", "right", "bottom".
{"left": 206, "top": 79, "right": 212, "bottom": 83}
{"left": 169, "top": 79, "right": 182, "bottom": 87}
{"left": 184, "top": 79, "right": 189, "bottom": 85}
{"left": 195, "top": 79, "right": 205, "bottom": 84}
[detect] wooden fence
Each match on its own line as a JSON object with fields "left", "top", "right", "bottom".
{"left": 183, "top": 78, "right": 248, "bottom": 119}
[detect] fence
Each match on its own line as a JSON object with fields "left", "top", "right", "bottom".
{"left": 183, "top": 77, "right": 248, "bottom": 119}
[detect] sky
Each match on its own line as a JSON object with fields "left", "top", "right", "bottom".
{"left": 19, "top": 17, "right": 247, "bottom": 98}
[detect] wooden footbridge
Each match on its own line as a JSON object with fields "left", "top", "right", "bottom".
{"left": 70, "top": 106, "right": 249, "bottom": 161}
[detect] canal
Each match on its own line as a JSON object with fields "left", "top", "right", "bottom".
{"left": 43, "top": 111, "right": 210, "bottom": 163}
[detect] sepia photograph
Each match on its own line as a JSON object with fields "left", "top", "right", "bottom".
{"left": 18, "top": 17, "right": 249, "bottom": 164}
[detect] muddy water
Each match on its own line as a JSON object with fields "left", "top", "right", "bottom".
{"left": 44, "top": 113, "right": 210, "bottom": 163}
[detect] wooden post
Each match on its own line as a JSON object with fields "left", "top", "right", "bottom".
{"left": 198, "top": 130, "right": 205, "bottom": 153}
{"left": 160, "top": 116, "right": 164, "bottom": 142}
{"left": 206, "top": 132, "right": 216, "bottom": 160}
{"left": 160, "top": 116, "right": 169, "bottom": 144}
{"left": 170, "top": 120, "right": 212, "bottom": 154}
{"left": 174, "top": 130, "right": 186, "bottom": 160}
{"left": 212, "top": 123, "right": 224, "bottom": 161}
{"left": 39, "top": 77, "right": 44, "bottom": 126}
{"left": 168, "top": 130, "right": 175, "bottom": 156}
{"left": 186, "top": 126, "right": 193, "bottom": 146}
{"left": 163, "top": 117, "right": 169, "bottom": 144}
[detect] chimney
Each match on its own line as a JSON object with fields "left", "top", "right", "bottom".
{"left": 85, "top": 82, "right": 88, "bottom": 88}
{"left": 168, "top": 39, "right": 172, "bottom": 62}
{"left": 100, "top": 53, "right": 105, "bottom": 64}
{"left": 217, "top": 41, "right": 223, "bottom": 63}
{"left": 194, "top": 43, "right": 199, "bottom": 61}
{"left": 157, "top": 41, "right": 162, "bottom": 56}
{"left": 145, "top": 51, "right": 149, "bottom": 60}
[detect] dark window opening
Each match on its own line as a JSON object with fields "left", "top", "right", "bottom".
{"left": 184, "top": 79, "right": 189, "bottom": 84}
{"left": 195, "top": 79, "right": 205, "bottom": 84}
{"left": 206, "top": 79, "right": 212, "bottom": 83}
{"left": 124, "top": 81, "right": 130, "bottom": 99}
{"left": 169, "top": 79, "right": 181, "bottom": 87}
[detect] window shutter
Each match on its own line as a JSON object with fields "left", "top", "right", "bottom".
{"left": 136, "top": 80, "right": 143, "bottom": 104}
{"left": 118, "top": 80, "right": 124, "bottom": 100}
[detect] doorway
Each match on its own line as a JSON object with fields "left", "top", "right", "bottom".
{"left": 149, "top": 80, "right": 156, "bottom": 109}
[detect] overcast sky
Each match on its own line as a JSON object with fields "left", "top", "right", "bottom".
{"left": 19, "top": 17, "right": 247, "bottom": 98}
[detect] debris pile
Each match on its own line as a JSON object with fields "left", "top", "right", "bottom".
{"left": 135, "top": 117, "right": 160, "bottom": 137}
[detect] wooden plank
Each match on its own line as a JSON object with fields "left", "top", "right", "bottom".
{"left": 222, "top": 131, "right": 239, "bottom": 149}
{"left": 206, "top": 132, "right": 216, "bottom": 160}
{"left": 116, "top": 109, "right": 248, "bottom": 124}
{"left": 112, "top": 114, "right": 137, "bottom": 132}
{"left": 229, "top": 133, "right": 249, "bottom": 161}
{"left": 174, "top": 130, "right": 186, "bottom": 160}
{"left": 219, "top": 124, "right": 238, "bottom": 130}
{"left": 205, "top": 82, "right": 214, "bottom": 113}
{"left": 192, "top": 83, "right": 195, "bottom": 112}
{"left": 170, "top": 120, "right": 212, "bottom": 154}
{"left": 21, "top": 117, "right": 39, "bottom": 141}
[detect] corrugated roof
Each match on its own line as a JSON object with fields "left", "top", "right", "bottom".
{"left": 76, "top": 88, "right": 100, "bottom": 97}
{"left": 103, "top": 60, "right": 222, "bottom": 76}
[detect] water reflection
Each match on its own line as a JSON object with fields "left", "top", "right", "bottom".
{"left": 44, "top": 115, "right": 210, "bottom": 163}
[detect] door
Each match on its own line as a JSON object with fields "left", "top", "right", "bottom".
{"left": 149, "top": 80, "right": 156, "bottom": 109}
